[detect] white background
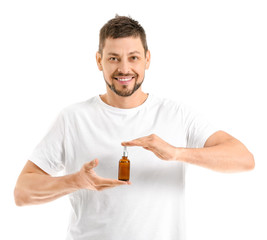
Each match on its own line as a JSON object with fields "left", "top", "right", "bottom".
{"left": 1, "top": 0, "right": 266, "bottom": 239}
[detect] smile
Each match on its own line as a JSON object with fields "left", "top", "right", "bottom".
{"left": 113, "top": 76, "right": 135, "bottom": 84}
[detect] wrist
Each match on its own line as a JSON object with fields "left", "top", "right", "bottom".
{"left": 66, "top": 172, "right": 83, "bottom": 191}
{"left": 174, "top": 147, "right": 186, "bottom": 162}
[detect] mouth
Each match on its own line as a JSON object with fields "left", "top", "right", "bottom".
{"left": 113, "top": 76, "right": 135, "bottom": 85}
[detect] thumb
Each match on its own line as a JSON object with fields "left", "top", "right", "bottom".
{"left": 85, "top": 158, "right": 99, "bottom": 170}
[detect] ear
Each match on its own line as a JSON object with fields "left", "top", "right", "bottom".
{"left": 145, "top": 50, "right": 151, "bottom": 70}
{"left": 96, "top": 52, "right": 103, "bottom": 71}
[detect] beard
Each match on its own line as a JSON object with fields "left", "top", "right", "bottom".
{"left": 104, "top": 74, "right": 144, "bottom": 97}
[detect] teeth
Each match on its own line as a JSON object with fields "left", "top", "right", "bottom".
{"left": 117, "top": 78, "right": 132, "bottom": 81}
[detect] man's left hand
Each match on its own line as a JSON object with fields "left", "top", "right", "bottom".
{"left": 122, "top": 134, "right": 178, "bottom": 161}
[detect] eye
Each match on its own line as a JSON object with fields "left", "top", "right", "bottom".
{"left": 109, "top": 57, "right": 118, "bottom": 62}
{"left": 131, "top": 56, "right": 139, "bottom": 61}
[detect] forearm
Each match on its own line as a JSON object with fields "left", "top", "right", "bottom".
{"left": 176, "top": 139, "right": 255, "bottom": 173}
{"left": 14, "top": 172, "right": 80, "bottom": 206}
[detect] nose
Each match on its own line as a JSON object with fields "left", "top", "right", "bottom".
{"left": 117, "top": 59, "right": 131, "bottom": 74}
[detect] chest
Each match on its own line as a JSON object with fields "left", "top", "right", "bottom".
{"left": 64, "top": 110, "right": 186, "bottom": 182}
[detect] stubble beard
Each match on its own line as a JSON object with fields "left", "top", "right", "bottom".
{"left": 104, "top": 76, "right": 144, "bottom": 97}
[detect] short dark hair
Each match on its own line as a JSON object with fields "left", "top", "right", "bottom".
{"left": 98, "top": 15, "right": 148, "bottom": 55}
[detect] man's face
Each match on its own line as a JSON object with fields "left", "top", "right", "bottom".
{"left": 96, "top": 37, "right": 150, "bottom": 97}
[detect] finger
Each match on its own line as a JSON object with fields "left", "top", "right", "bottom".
{"left": 97, "top": 180, "right": 131, "bottom": 188}
{"left": 84, "top": 158, "right": 99, "bottom": 171}
{"left": 96, "top": 181, "right": 131, "bottom": 191}
{"left": 95, "top": 176, "right": 131, "bottom": 187}
{"left": 122, "top": 137, "right": 148, "bottom": 147}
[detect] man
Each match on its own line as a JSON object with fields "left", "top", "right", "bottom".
{"left": 14, "top": 15, "right": 254, "bottom": 240}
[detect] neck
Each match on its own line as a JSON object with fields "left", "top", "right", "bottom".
{"left": 100, "top": 89, "right": 148, "bottom": 109}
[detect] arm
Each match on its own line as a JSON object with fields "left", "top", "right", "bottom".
{"left": 14, "top": 159, "right": 130, "bottom": 206}
{"left": 178, "top": 131, "right": 255, "bottom": 172}
{"left": 122, "top": 131, "right": 255, "bottom": 173}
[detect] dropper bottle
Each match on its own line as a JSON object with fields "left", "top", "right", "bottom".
{"left": 118, "top": 146, "right": 130, "bottom": 181}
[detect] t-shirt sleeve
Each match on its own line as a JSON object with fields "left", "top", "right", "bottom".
{"left": 182, "top": 105, "right": 218, "bottom": 148}
{"left": 29, "top": 110, "right": 66, "bottom": 176}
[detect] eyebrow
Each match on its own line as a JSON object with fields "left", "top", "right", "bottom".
{"left": 107, "top": 51, "right": 142, "bottom": 56}
{"left": 107, "top": 52, "right": 120, "bottom": 56}
{"left": 128, "top": 51, "right": 141, "bottom": 55}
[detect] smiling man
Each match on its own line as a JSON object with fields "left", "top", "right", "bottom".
{"left": 96, "top": 24, "right": 151, "bottom": 108}
{"left": 14, "top": 15, "right": 254, "bottom": 240}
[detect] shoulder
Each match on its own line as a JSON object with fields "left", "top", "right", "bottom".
{"left": 149, "top": 95, "right": 202, "bottom": 124}
{"left": 59, "top": 96, "right": 98, "bottom": 119}
{"left": 150, "top": 94, "right": 186, "bottom": 113}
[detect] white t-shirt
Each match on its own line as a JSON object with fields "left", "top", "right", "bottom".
{"left": 29, "top": 94, "right": 217, "bottom": 240}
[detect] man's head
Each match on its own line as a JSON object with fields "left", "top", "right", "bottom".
{"left": 96, "top": 15, "right": 150, "bottom": 97}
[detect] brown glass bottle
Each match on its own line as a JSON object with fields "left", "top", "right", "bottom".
{"left": 118, "top": 146, "right": 130, "bottom": 181}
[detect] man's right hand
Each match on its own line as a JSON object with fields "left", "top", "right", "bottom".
{"left": 75, "top": 159, "right": 131, "bottom": 191}
{"left": 14, "top": 159, "right": 130, "bottom": 206}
